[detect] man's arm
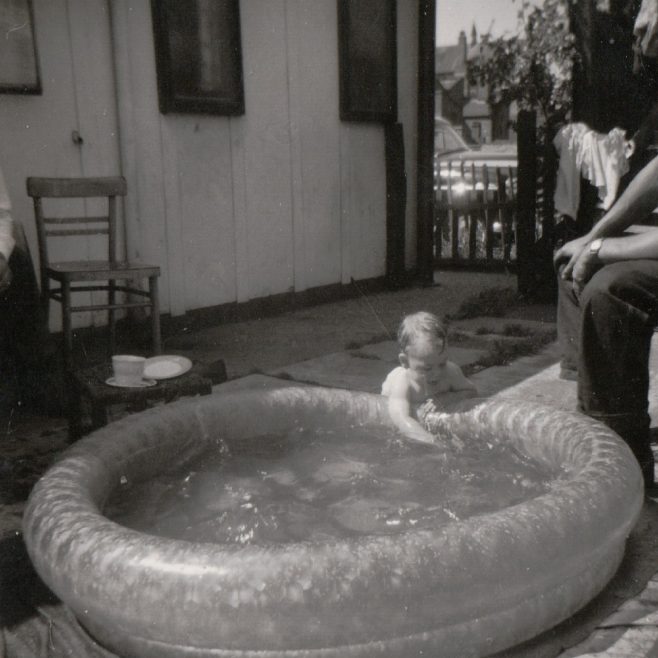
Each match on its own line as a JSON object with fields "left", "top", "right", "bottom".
{"left": 588, "top": 155, "right": 658, "bottom": 239}
{"left": 554, "top": 154, "right": 658, "bottom": 280}
{"left": 568, "top": 228, "right": 658, "bottom": 296}
{"left": 595, "top": 229, "right": 658, "bottom": 261}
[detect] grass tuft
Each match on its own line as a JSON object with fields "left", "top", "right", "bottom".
{"left": 450, "top": 287, "right": 519, "bottom": 320}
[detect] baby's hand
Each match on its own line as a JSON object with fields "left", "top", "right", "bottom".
{"left": 418, "top": 398, "right": 437, "bottom": 419}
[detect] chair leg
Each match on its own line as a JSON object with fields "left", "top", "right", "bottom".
{"left": 40, "top": 285, "right": 49, "bottom": 328}
{"left": 67, "top": 371, "right": 83, "bottom": 441}
{"left": 90, "top": 399, "right": 109, "bottom": 432}
{"left": 61, "top": 281, "right": 73, "bottom": 371}
{"left": 108, "top": 280, "right": 116, "bottom": 356}
{"left": 149, "top": 275, "right": 161, "bottom": 355}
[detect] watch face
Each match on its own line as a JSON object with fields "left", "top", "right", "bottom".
{"left": 590, "top": 239, "right": 602, "bottom": 254}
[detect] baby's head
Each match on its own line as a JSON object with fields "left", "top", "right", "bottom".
{"left": 397, "top": 312, "right": 448, "bottom": 379}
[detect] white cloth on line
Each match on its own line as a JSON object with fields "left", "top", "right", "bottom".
{"left": 0, "top": 165, "right": 15, "bottom": 260}
{"left": 553, "top": 123, "right": 629, "bottom": 220}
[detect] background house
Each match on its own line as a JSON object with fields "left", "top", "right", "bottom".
{"left": 435, "top": 25, "right": 515, "bottom": 144}
{"left": 0, "top": 0, "right": 421, "bottom": 333}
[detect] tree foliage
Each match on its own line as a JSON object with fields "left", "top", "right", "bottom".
{"left": 467, "top": 0, "right": 579, "bottom": 129}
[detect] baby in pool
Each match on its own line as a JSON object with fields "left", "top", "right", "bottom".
{"left": 381, "top": 311, "right": 477, "bottom": 444}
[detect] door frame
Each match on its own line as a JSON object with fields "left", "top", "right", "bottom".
{"left": 416, "top": 0, "right": 436, "bottom": 283}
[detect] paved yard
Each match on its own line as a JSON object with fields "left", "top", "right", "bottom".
{"left": 1, "top": 270, "right": 657, "bottom": 657}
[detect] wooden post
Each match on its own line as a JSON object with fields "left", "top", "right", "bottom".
{"left": 468, "top": 162, "right": 477, "bottom": 259}
{"left": 416, "top": 0, "right": 436, "bottom": 284}
{"left": 515, "top": 110, "right": 537, "bottom": 297}
{"left": 385, "top": 122, "right": 407, "bottom": 287}
{"left": 483, "top": 165, "right": 493, "bottom": 260}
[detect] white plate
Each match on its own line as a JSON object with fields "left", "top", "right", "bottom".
{"left": 105, "top": 377, "right": 157, "bottom": 388}
{"left": 143, "top": 355, "right": 193, "bottom": 380}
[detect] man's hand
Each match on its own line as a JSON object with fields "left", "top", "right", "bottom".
{"left": 0, "top": 254, "right": 11, "bottom": 294}
{"left": 553, "top": 235, "right": 590, "bottom": 280}
{"left": 570, "top": 246, "right": 602, "bottom": 297}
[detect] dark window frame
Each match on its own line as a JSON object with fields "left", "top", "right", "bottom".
{"left": 338, "top": 0, "right": 397, "bottom": 123}
{"left": 0, "top": 0, "right": 41, "bottom": 95}
{"left": 151, "top": 0, "right": 245, "bottom": 116}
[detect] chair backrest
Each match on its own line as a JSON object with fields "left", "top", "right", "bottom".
{"left": 26, "top": 176, "right": 127, "bottom": 282}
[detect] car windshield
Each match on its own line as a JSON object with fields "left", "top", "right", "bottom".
{"left": 435, "top": 120, "right": 469, "bottom": 157}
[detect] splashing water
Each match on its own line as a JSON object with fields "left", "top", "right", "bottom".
{"left": 107, "top": 424, "right": 559, "bottom": 545}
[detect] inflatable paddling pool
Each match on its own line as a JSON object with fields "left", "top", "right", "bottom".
{"left": 23, "top": 387, "right": 643, "bottom": 657}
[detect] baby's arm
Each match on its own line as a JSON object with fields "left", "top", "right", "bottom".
{"left": 385, "top": 373, "right": 437, "bottom": 445}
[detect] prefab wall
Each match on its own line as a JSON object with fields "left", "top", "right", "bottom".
{"left": 0, "top": 0, "right": 419, "bottom": 329}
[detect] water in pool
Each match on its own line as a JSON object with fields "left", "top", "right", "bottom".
{"left": 107, "top": 424, "right": 558, "bottom": 545}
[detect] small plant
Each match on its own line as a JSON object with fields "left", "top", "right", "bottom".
{"left": 501, "top": 323, "right": 534, "bottom": 337}
{"left": 465, "top": 332, "right": 555, "bottom": 372}
{"left": 451, "top": 287, "right": 519, "bottom": 320}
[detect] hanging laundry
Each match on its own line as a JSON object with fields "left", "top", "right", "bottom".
{"left": 553, "top": 123, "right": 630, "bottom": 220}
{"left": 634, "top": 0, "right": 658, "bottom": 59}
{"left": 553, "top": 123, "right": 588, "bottom": 220}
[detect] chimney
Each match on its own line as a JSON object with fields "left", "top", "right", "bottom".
{"left": 458, "top": 30, "right": 467, "bottom": 59}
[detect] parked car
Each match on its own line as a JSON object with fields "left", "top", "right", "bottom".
{"left": 434, "top": 116, "right": 518, "bottom": 252}
{"left": 434, "top": 116, "right": 517, "bottom": 197}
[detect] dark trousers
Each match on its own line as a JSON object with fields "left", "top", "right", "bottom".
{"left": 0, "top": 247, "right": 51, "bottom": 415}
{"left": 557, "top": 260, "right": 658, "bottom": 478}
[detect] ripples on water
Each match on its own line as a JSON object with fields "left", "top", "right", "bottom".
{"left": 106, "top": 424, "right": 559, "bottom": 545}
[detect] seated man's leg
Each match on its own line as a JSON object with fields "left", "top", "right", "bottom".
{"left": 556, "top": 265, "right": 580, "bottom": 378}
{"left": 577, "top": 260, "right": 658, "bottom": 486}
{"left": 0, "top": 247, "right": 52, "bottom": 414}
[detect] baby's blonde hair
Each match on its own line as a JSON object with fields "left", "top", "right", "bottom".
{"left": 397, "top": 311, "right": 447, "bottom": 353}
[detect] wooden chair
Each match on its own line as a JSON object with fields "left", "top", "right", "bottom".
{"left": 26, "top": 176, "right": 161, "bottom": 369}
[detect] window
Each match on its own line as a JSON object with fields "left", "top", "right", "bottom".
{"left": 338, "top": 0, "right": 397, "bottom": 122}
{"left": 151, "top": 0, "right": 244, "bottom": 115}
{"left": 0, "top": 0, "right": 41, "bottom": 94}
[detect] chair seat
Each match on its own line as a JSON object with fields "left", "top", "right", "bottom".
{"left": 47, "top": 260, "right": 160, "bottom": 282}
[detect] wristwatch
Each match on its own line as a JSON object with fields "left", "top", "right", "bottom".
{"left": 589, "top": 238, "right": 604, "bottom": 257}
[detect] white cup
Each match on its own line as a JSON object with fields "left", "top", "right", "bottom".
{"left": 112, "top": 355, "right": 146, "bottom": 386}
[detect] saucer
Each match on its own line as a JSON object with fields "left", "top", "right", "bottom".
{"left": 105, "top": 377, "right": 157, "bottom": 388}
{"left": 143, "top": 355, "right": 193, "bottom": 380}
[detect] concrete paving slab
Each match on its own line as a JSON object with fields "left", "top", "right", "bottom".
{"left": 598, "top": 600, "right": 658, "bottom": 627}
{"left": 640, "top": 580, "right": 658, "bottom": 603}
{"left": 470, "top": 341, "right": 567, "bottom": 400}
{"left": 349, "top": 340, "right": 398, "bottom": 363}
{"left": 473, "top": 336, "right": 658, "bottom": 430}
{"left": 267, "top": 351, "right": 392, "bottom": 393}
{"left": 487, "top": 360, "right": 577, "bottom": 411}
{"left": 268, "top": 343, "right": 489, "bottom": 394}
{"left": 352, "top": 340, "right": 487, "bottom": 368}
{"left": 562, "top": 626, "right": 658, "bottom": 657}
{"left": 451, "top": 316, "right": 557, "bottom": 334}
{"left": 163, "top": 271, "right": 515, "bottom": 381}
{"left": 211, "top": 373, "right": 295, "bottom": 395}
{"left": 558, "top": 628, "right": 629, "bottom": 657}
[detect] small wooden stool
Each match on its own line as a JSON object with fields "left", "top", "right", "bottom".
{"left": 69, "top": 362, "right": 213, "bottom": 439}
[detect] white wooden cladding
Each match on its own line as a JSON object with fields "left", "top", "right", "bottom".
{"left": 0, "top": 0, "right": 419, "bottom": 328}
